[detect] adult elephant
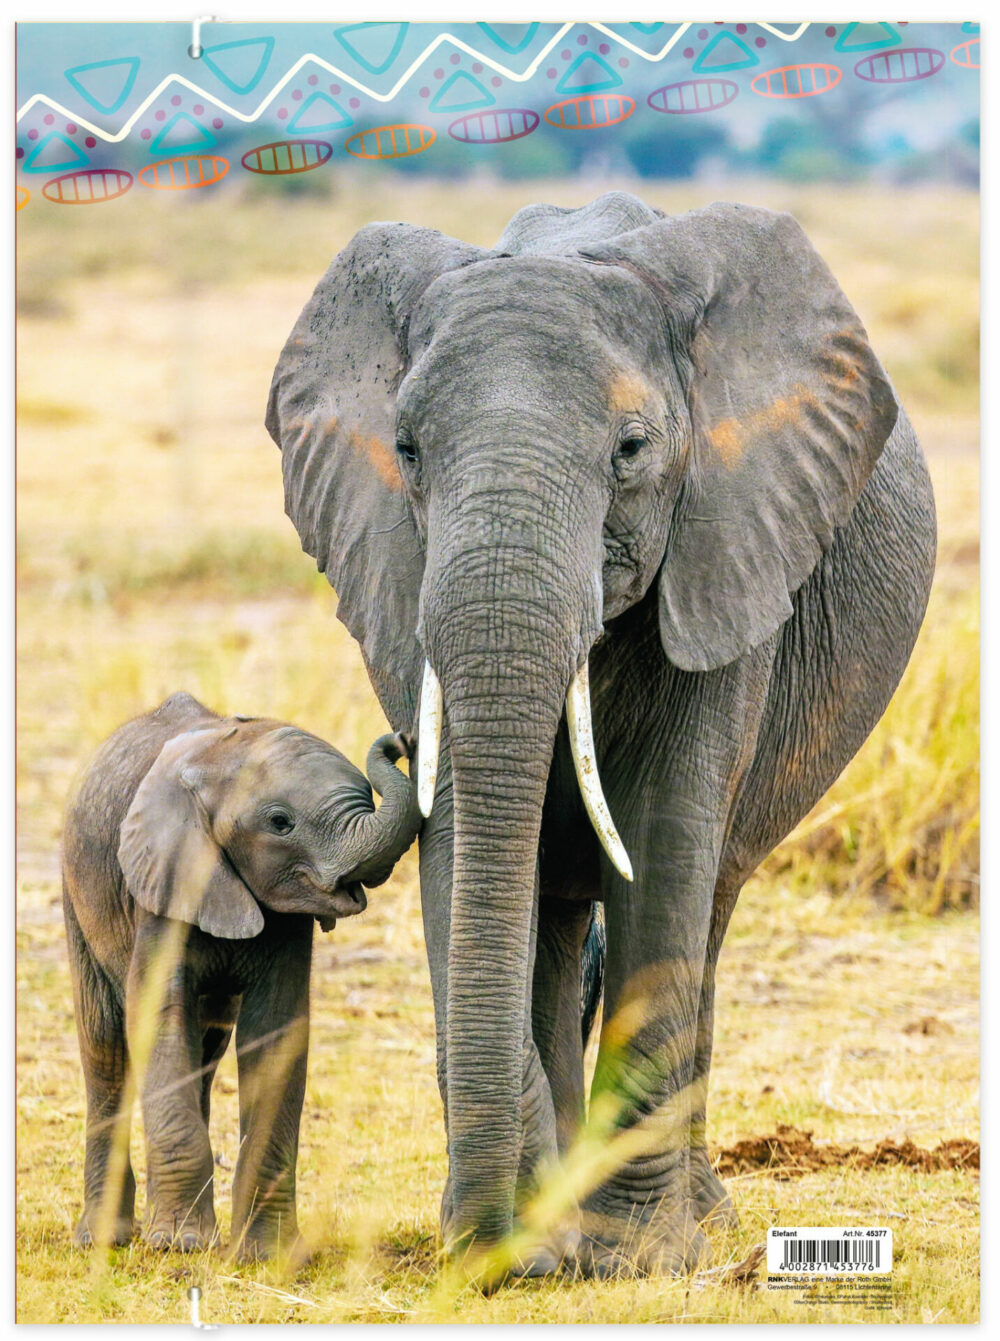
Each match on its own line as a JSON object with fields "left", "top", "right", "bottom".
{"left": 267, "top": 193, "right": 935, "bottom": 1277}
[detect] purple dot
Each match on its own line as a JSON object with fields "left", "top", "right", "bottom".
{"left": 562, "top": 49, "right": 572, "bottom": 60}
{"left": 472, "top": 62, "right": 482, "bottom": 73}
{"left": 491, "top": 75, "right": 502, "bottom": 87}
{"left": 28, "top": 129, "right": 38, "bottom": 140}
{"left": 599, "top": 43, "right": 610, "bottom": 54}
{"left": 141, "top": 128, "right": 151, "bottom": 139}
{"left": 292, "top": 89, "right": 303, "bottom": 100}
{"left": 546, "top": 67, "right": 557, "bottom": 78}
{"left": 193, "top": 103, "right": 204, "bottom": 114}
{"left": 308, "top": 73, "right": 318, "bottom": 85}
{"left": 755, "top": 36, "right": 766, "bottom": 48}
{"left": 349, "top": 97, "right": 360, "bottom": 109}
{"left": 66, "top": 122, "right": 77, "bottom": 134}
{"left": 618, "top": 57, "right": 629, "bottom": 68}
{"left": 736, "top": 23, "right": 747, "bottom": 34}
{"left": 16, "top": 146, "right": 23, "bottom": 158}
{"left": 433, "top": 67, "right": 444, "bottom": 78}
{"left": 683, "top": 46, "right": 694, "bottom": 58}
{"left": 450, "top": 52, "right": 460, "bottom": 64}
{"left": 419, "top": 86, "right": 430, "bottom": 98}
{"left": 44, "top": 113, "right": 54, "bottom": 125}
{"left": 329, "top": 83, "right": 341, "bottom": 94}
{"left": 155, "top": 109, "right": 165, "bottom": 121}
{"left": 277, "top": 108, "right": 287, "bottom": 119}
{"left": 577, "top": 33, "right": 588, "bottom": 45}
{"left": 698, "top": 28, "right": 708, "bottom": 39}
{"left": 85, "top": 135, "right": 95, "bottom": 148}
{"left": 171, "top": 94, "right": 181, "bottom": 106}
{"left": 825, "top": 26, "right": 836, "bottom": 37}
{"left": 212, "top": 117, "right": 223, "bottom": 129}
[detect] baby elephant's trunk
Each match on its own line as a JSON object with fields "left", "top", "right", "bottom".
{"left": 344, "top": 733, "right": 421, "bottom": 887}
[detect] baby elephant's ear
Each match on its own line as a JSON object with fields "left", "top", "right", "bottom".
{"left": 118, "top": 729, "right": 265, "bottom": 940}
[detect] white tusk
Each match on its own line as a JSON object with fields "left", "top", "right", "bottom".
{"left": 566, "top": 660, "right": 634, "bottom": 882}
{"left": 417, "top": 660, "right": 443, "bottom": 818}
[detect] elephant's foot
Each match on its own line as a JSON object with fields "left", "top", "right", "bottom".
{"left": 576, "top": 1203, "right": 708, "bottom": 1278}
{"left": 143, "top": 1210, "right": 217, "bottom": 1253}
{"left": 689, "top": 1151, "right": 739, "bottom": 1229}
{"left": 232, "top": 1224, "right": 309, "bottom": 1267}
{"left": 73, "top": 1209, "right": 137, "bottom": 1248}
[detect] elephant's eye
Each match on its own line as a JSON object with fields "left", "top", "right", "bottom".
{"left": 267, "top": 811, "right": 295, "bottom": 835}
{"left": 395, "top": 431, "right": 419, "bottom": 464}
{"left": 617, "top": 434, "right": 647, "bottom": 460}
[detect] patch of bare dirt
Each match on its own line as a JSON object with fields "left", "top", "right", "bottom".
{"left": 714, "top": 1124, "right": 979, "bottom": 1180}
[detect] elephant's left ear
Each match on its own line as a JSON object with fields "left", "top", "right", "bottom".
{"left": 583, "top": 203, "right": 898, "bottom": 672}
{"left": 266, "top": 223, "right": 485, "bottom": 727}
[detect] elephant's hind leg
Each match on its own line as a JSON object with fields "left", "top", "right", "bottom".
{"left": 64, "top": 892, "right": 137, "bottom": 1248}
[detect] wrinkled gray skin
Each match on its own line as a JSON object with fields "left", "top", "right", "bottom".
{"left": 267, "top": 193, "right": 936, "bottom": 1277}
{"left": 62, "top": 691, "right": 420, "bottom": 1258}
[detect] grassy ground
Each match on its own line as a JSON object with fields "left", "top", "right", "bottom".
{"left": 16, "top": 178, "right": 978, "bottom": 1323}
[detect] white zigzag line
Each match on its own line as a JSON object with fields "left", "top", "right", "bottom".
{"left": 15, "top": 20, "right": 810, "bottom": 146}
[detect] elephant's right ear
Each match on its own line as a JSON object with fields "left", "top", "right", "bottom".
{"left": 118, "top": 729, "right": 265, "bottom": 940}
{"left": 266, "top": 223, "right": 484, "bottom": 727}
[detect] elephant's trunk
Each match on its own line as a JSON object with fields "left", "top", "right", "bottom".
{"left": 343, "top": 734, "right": 421, "bottom": 886}
{"left": 420, "top": 476, "right": 604, "bottom": 1247}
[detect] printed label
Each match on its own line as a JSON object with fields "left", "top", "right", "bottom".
{"left": 767, "top": 1227, "right": 893, "bottom": 1274}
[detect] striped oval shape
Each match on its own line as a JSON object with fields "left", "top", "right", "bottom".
{"left": 750, "top": 63, "right": 842, "bottom": 99}
{"left": 139, "top": 154, "right": 230, "bottom": 190}
{"left": 648, "top": 78, "right": 738, "bottom": 115}
{"left": 449, "top": 108, "right": 539, "bottom": 144}
{"left": 16, "top": 185, "right": 29, "bottom": 211}
{"left": 855, "top": 48, "right": 945, "bottom": 82}
{"left": 345, "top": 124, "right": 435, "bottom": 160}
{"left": 543, "top": 93, "right": 635, "bottom": 130}
{"left": 41, "top": 168, "right": 133, "bottom": 205}
{"left": 950, "top": 38, "right": 980, "bottom": 69}
{"left": 241, "top": 139, "right": 334, "bottom": 175}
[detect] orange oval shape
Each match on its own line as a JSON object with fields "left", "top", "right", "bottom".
{"left": 750, "top": 63, "right": 842, "bottom": 99}
{"left": 345, "top": 124, "right": 435, "bottom": 160}
{"left": 241, "top": 140, "right": 333, "bottom": 174}
{"left": 16, "top": 185, "right": 29, "bottom": 211}
{"left": 950, "top": 38, "right": 980, "bottom": 69}
{"left": 138, "top": 155, "right": 230, "bottom": 190}
{"left": 544, "top": 93, "right": 635, "bottom": 129}
{"left": 41, "top": 168, "right": 133, "bottom": 204}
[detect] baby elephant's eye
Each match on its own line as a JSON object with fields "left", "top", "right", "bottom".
{"left": 395, "top": 431, "right": 419, "bottom": 464}
{"left": 267, "top": 811, "right": 295, "bottom": 835}
{"left": 617, "top": 434, "right": 647, "bottom": 460}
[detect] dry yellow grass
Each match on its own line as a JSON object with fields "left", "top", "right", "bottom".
{"left": 16, "top": 180, "right": 978, "bottom": 1323}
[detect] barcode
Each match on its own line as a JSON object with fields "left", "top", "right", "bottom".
{"left": 767, "top": 1228, "right": 892, "bottom": 1275}
{"left": 782, "top": 1238, "right": 879, "bottom": 1268}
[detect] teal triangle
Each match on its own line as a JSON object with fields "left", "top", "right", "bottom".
{"left": 556, "top": 52, "right": 623, "bottom": 95}
{"left": 692, "top": 32, "right": 759, "bottom": 73}
{"left": 962, "top": 21, "right": 980, "bottom": 32}
{"left": 476, "top": 23, "right": 540, "bottom": 54}
{"left": 428, "top": 70, "right": 495, "bottom": 113}
{"left": 333, "top": 22, "right": 408, "bottom": 74}
{"left": 631, "top": 23, "right": 663, "bottom": 33}
{"left": 200, "top": 37, "right": 274, "bottom": 94}
{"left": 149, "top": 112, "right": 217, "bottom": 155}
{"left": 22, "top": 131, "right": 89, "bottom": 175}
{"left": 64, "top": 57, "right": 140, "bottom": 114}
{"left": 834, "top": 22, "right": 901, "bottom": 52}
{"left": 286, "top": 91, "right": 353, "bottom": 133}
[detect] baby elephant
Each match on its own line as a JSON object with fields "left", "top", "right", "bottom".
{"left": 62, "top": 691, "right": 420, "bottom": 1259}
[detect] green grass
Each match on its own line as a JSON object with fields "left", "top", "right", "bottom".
{"left": 16, "top": 180, "right": 978, "bottom": 1323}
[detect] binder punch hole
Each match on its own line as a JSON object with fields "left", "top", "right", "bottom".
{"left": 188, "top": 16, "right": 218, "bottom": 60}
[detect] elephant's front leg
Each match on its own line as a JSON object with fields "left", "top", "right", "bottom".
{"left": 580, "top": 651, "right": 769, "bottom": 1277}
{"left": 230, "top": 925, "right": 311, "bottom": 1262}
{"left": 126, "top": 924, "right": 216, "bottom": 1252}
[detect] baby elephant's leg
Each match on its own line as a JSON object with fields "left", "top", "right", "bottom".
{"left": 126, "top": 923, "right": 217, "bottom": 1251}
{"left": 231, "top": 926, "right": 312, "bottom": 1262}
{"left": 65, "top": 894, "right": 137, "bottom": 1247}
